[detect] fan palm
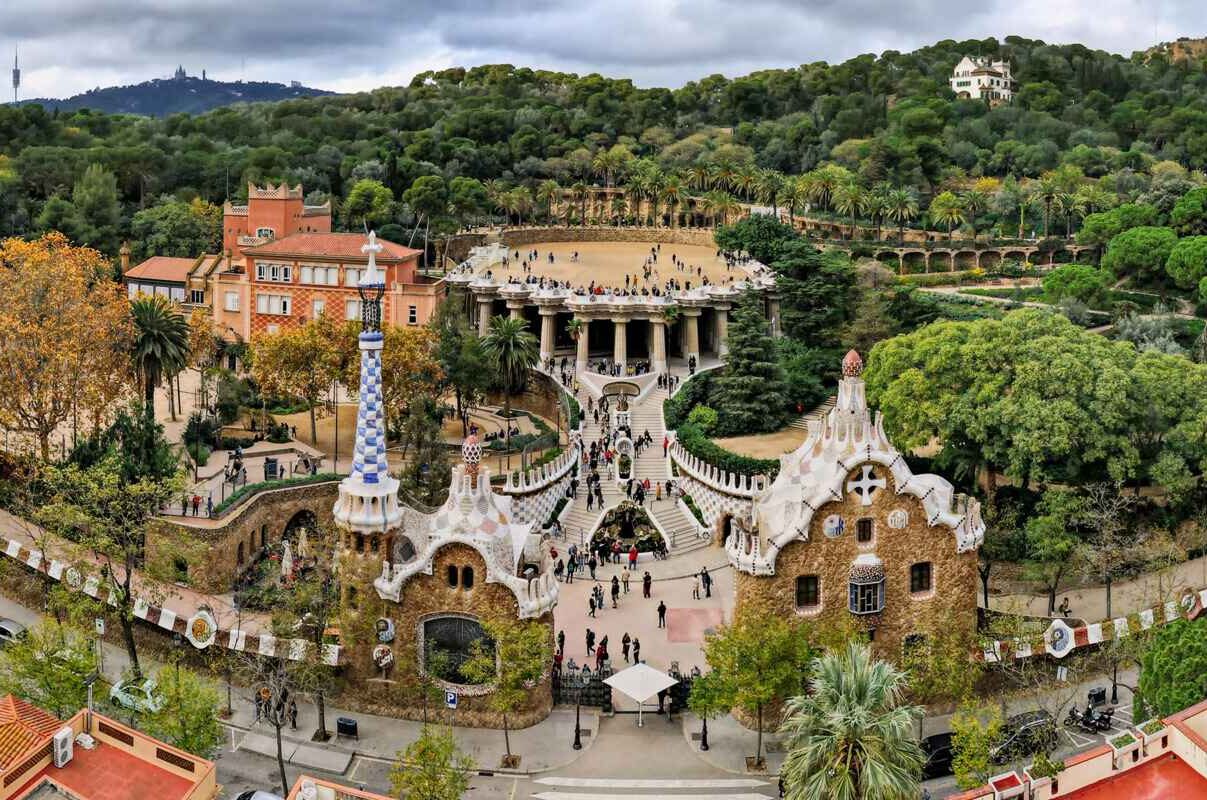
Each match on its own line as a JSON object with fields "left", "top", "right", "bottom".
{"left": 570, "top": 181, "right": 588, "bottom": 226}
{"left": 832, "top": 181, "right": 867, "bottom": 240}
{"left": 886, "top": 187, "right": 919, "bottom": 246}
{"left": 929, "top": 191, "right": 966, "bottom": 243}
{"left": 536, "top": 180, "right": 561, "bottom": 224}
{"left": 685, "top": 165, "right": 711, "bottom": 192}
{"left": 780, "top": 642, "right": 923, "bottom": 800}
{"left": 661, "top": 176, "right": 683, "bottom": 227}
{"left": 756, "top": 171, "right": 784, "bottom": 218}
{"left": 481, "top": 315, "right": 539, "bottom": 460}
{"left": 130, "top": 295, "right": 190, "bottom": 420}
{"left": 960, "top": 188, "right": 989, "bottom": 240}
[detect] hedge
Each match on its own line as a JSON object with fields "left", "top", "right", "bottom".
{"left": 211, "top": 472, "right": 340, "bottom": 517}
{"left": 681, "top": 493, "right": 706, "bottom": 525}
{"left": 675, "top": 422, "right": 779, "bottom": 478}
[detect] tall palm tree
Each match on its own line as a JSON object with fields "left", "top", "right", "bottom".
{"left": 756, "top": 171, "right": 784, "bottom": 218}
{"left": 886, "top": 187, "right": 919, "bottom": 247}
{"left": 130, "top": 295, "right": 190, "bottom": 420}
{"left": 960, "top": 188, "right": 989, "bottom": 240}
{"left": 782, "top": 178, "right": 808, "bottom": 222}
{"left": 536, "top": 179, "right": 561, "bottom": 224}
{"left": 591, "top": 150, "right": 616, "bottom": 188}
{"left": 868, "top": 182, "right": 893, "bottom": 241}
{"left": 732, "top": 167, "right": 758, "bottom": 200}
{"left": 712, "top": 192, "right": 740, "bottom": 227}
{"left": 832, "top": 181, "right": 867, "bottom": 240}
{"left": 513, "top": 186, "right": 533, "bottom": 226}
{"left": 611, "top": 194, "right": 628, "bottom": 226}
{"left": 1035, "top": 174, "right": 1061, "bottom": 238}
{"left": 661, "top": 176, "right": 683, "bottom": 228}
{"left": 481, "top": 316, "right": 539, "bottom": 463}
{"left": 685, "top": 165, "right": 711, "bottom": 192}
{"left": 570, "top": 181, "right": 588, "bottom": 226}
{"left": 645, "top": 169, "right": 666, "bottom": 226}
{"left": 929, "top": 191, "right": 966, "bottom": 243}
{"left": 779, "top": 643, "right": 923, "bottom": 800}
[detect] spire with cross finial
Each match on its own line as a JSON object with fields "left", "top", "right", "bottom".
{"left": 357, "top": 230, "right": 385, "bottom": 334}
{"left": 360, "top": 230, "right": 383, "bottom": 286}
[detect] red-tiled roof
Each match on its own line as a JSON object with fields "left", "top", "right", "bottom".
{"left": 125, "top": 256, "right": 197, "bottom": 284}
{"left": 1062, "top": 753, "right": 1207, "bottom": 799}
{"left": 0, "top": 695, "right": 62, "bottom": 773}
{"left": 243, "top": 233, "right": 421, "bottom": 262}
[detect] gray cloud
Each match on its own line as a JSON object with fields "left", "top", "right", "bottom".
{"left": 2, "top": 0, "right": 1202, "bottom": 99}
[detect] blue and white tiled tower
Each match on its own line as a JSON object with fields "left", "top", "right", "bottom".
{"left": 333, "top": 231, "right": 402, "bottom": 533}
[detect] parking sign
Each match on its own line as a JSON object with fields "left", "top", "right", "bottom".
{"left": 445, "top": 690, "right": 458, "bottom": 710}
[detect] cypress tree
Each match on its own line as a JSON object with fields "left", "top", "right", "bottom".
{"left": 710, "top": 289, "right": 788, "bottom": 435}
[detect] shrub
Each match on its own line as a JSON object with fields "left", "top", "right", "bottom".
{"left": 687, "top": 406, "right": 718, "bottom": 433}
{"left": 217, "top": 435, "right": 255, "bottom": 451}
{"left": 183, "top": 412, "right": 219, "bottom": 448}
{"left": 676, "top": 422, "right": 779, "bottom": 477}
{"left": 681, "top": 493, "right": 705, "bottom": 525}
{"left": 210, "top": 472, "right": 340, "bottom": 516}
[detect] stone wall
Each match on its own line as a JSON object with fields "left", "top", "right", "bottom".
{"left": 446, "top": 233, "right": 487, "bottom": 263}
{"left": 735, "top": 466, "right": 978, "bottom": 662}
{"left": 675, "top": 469, "right": 753, "bottom": 540}
{"left": 341, "top": 543, "right": 554, "bottom": 729}
{"left": 500, "top": 226, "right": 717, "bottom": 248}
{"left": 147, "top": 482, "right": 339, "bottom": 593}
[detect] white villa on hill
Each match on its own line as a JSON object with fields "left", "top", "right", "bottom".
{"left": 950, "top": 56, "right": 1015, "bottom": 104}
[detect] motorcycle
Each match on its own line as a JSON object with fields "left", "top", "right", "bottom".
{"left": 1064, "top": 704, "right": 1115, "bottom": 733}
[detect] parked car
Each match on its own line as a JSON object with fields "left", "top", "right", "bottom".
{"left": 991, "top": 710, "right": 1058, "bottom": 763}
{"left": 234, "top": 792, "right": 284, "bottom": 800}
{"left": 921, "top": 732, "right": 954, "bottom": 779}
{"left": 109, "top": 677, "right": 165, "bottom": 714}
{"left": 0, "top": 618, "right": 27, "bottom": 646}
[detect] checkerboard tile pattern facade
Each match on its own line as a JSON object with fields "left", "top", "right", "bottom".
{"left": 351, "top": 333, "right": 389, "bottom": 485}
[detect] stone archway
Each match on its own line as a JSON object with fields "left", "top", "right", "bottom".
{"left": 717, "top": 513, "right": 734, "bottom": 548}
{"left": 284, "top": 509, "right": 317, "bottom": 544}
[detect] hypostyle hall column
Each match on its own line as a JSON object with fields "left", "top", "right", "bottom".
{"left": 477, "top": 297, "right": 493, "bottom": 337}
{"left": 506, "top": 300, "right": 524, "bottom": 321}
{"left": 650, "top": 319, "right": 667, "bottom": 373}
{"left": 575, "top": 317, "right": 590, "bottom": 374}
{"left": 613, "top": 318, "right": 628, "bottom": 368}
{"left": 683, "top": 309, "right": 701, "bottom": 364}
{"left": 766, "top": 296, "right": 782, "bottom": 338}
{"left": 539, "top": 308, "right": 557, "bottom": 362}
{"left": 715, "top": 305, "right": 731, "bottom": 357}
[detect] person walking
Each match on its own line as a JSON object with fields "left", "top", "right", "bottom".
{"left": 643, "top": 571, "right": 653, "bottom": 598}
{"left": 662, "top": 435, "right": 669, "bottom": 457}
{"left": 611, "top": 575, "right": 620, "bottom": 608}
{"left": 586, "top": 628, "right": 595, "bottom": 655}
{"left": 566, "top": 555, "right": 575, "bottom": 584}
{"left": 692, "top": 573, "right": 701, "bottom": 600}
{"left": 621, "top": 632, "right": 631, "bottom": 663}
{"left": 621, "top": 567, "right": 630, "bottom": 593}
{"left": 557, "top": 630, "right": 565, "bottom": 655}
{"left": 632, "top": 637, "right": 641, "bottom": 664}
{"left": 191, "top": 494, "right": 201, "bottom": 516}
{"left": 701, "top": 567, "right": 713, "bottom": 598}
{"left": 588, "top": 594, "right": 597, "bottom": 618}
{"left": 588, "top": 554, "right": 597, "bottom": 580}
{"left": 657, "top": 601, "right": 667, "bottom": 628}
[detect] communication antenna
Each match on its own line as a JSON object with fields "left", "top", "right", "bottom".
{"left": 12, "top": 46, "right": 20, "bottom": 105}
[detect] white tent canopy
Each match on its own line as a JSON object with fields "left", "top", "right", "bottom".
{"left": 604, "top": 663, "right": 678, "bottom": 727}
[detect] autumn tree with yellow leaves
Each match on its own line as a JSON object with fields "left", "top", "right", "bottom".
{"left": 0, "top": 233, "right": 134, "bottom": 459}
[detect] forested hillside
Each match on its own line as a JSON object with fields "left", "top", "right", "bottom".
{"left": 19, "top": 75, "right": 332, "bottom": 117}
{"left": 1, "top": 34, "right": 1205, "bottom": 257}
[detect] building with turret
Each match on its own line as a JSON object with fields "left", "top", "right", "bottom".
{"left": 725, "top": 350, "right": 984, "bottom": 658}
{"left": 950, "top": 55, "right": 1015, "bottom": 104}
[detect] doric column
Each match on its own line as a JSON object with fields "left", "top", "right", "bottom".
{"left": 715, "top": 305, "right": 730, "bottom": 357}
{"left": 613, "top": 318, "right": 628, "bottom": 368}
{"left": 477, "top": 297, "right": 493, "bottom": 337}
{"left": 683, "top": 309, "right": 701, "bottom": 363}
{"left": 506, "top": 300, "right": 524, "bottom": 321}
{"left": 539, "top": 308, "right": 557, "bottom": 362}
{"left": 766, "top": 296, "right": 782, "bottom": 338}
{"left": 575, "top": 317, "right": 590, "bottom": 373}
{"left": 650, "top": 319, "right": 667, "bottom": 372}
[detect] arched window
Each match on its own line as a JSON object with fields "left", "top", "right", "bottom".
{"left": 423, "top": 616, "right": 491, "bottom": 685}
{"left": 461, "top": 566, "right": 475, "bottom": 590}
{"left": 848, "top": 554, "right": 885, "bottom": 615}
{"left": 446, "top": 565, "right": 459, "bottom": 587}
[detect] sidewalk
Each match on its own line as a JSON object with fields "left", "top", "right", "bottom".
{"left": 682, "top": 712, "right": 784, "bottom": 776}
{"left": 225, "top": 694, "right": 599, "bottom": 774}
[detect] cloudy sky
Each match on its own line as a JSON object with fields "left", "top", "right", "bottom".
{"left": 2, "top": 0, "right": 1200, "bottom": 99}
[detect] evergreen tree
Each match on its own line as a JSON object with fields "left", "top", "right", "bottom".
{"left": 710, "top": 290, "right": 788, "bottom": 435}
{"left": 71, "top": 163, "right": 122, "bottom": 256}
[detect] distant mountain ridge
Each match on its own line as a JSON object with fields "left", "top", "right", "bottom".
{"left": 19, "top": 74, "right": 334, "bottom": 116}
{"left": 1142, "top": 36, "right": 1207, "bottom": 64}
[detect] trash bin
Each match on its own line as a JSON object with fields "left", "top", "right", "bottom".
{"left": 336, "top": 717, "right": 358, "bottom": 740}
{"left": 264, "top": 457, "right": 279, "bottom": 481}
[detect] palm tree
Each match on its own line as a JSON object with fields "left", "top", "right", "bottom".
{"left": 685, "top": 165, "right": 711, "bottom": 192}
{"left": 712, "top": 192, "right": 740, "bottom": 227}
{"left": 1035, "top": 174, "right": 1061, "bottom": 238}
{"left": 130, "top": 295, "right": 190, "bottom": 421}
{"left": 610, "top": 194, "right": 627, "bottom": 226}
{"left": 661, "top": 176, "right": 683, "bottom": 228}
{"left": 779, "top": 643, "right": 923, "bottom": 800}
{"left": 536, "top": 180, "right": 561, "bottom": 224}
{"left": 732, "top": 167, "right": 758, "bottom": 200}
{"left": 1075, "top": 182, "right": 1114, "bottom": 217}
{"left": 886, "top": 187, "right": 919, "bottom": 247}
{"left": 513, "top": 187, "right": 533, "bottom": 226}
{"left": 832, "top": 181, "right": 867, "bottom": 240}
{"left": 481, "top": 316, "right": 539, "bottom": 465}
{"left": 929, "top": 191, "right": 966, "bottom": 243}
{"left": 570, "top": 181, "right": 588, "bottom": 226}
{"left": 868, "top": 182, "right": 893, "bottom": 241}
{"left": 782, "top": 178, "right": 808, "bottom": 223}
{"left": 960, "top": 188, "right": 989, "bottom": 241}
{"left": 756, "top": 171, "right": 784, "bottom": 218}
{"left": 591, "top": 150, "right": 616, "bottom": 188}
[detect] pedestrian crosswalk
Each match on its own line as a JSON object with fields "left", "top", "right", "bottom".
{"left": 532, "top": 776, "right": 775, "bottom": 799}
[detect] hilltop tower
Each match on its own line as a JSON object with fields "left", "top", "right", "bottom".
{"left": 12, "top": 47, "right": 19, "bottom": 105}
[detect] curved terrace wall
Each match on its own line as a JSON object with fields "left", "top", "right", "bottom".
{"left": 500, "top": 225, "right": 718, "bottom": 248}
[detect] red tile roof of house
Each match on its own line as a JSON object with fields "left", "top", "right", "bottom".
{"left": 242, "top": 233, "right": 421, "bottom": 262}
{"left": 0, "top": 695, "right": 63, "bottom": 773}
{"left": 124, "top": 256, "right": 197, "bottom": 284}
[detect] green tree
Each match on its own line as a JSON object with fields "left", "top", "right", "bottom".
{"left": 130, "top": 295, "right": 190, "bottom": 421}
{"left": 951, "top": 704, "right": 1004, "bottom": 790}
{"left": 714, "top": 213, "right": 797, "bottom": 263}
{"left": 404, "top": 175, "right": 450, "bottom": 266}
{"left": 1101, "top": 226, "right": 1178, "bottom": 287}
{"left": 886, "top": 187, "right": 919, "bottom": 245}
{"left": 1171, "top": 187, "right": 1207, "bottom": 236}
{"left": 460, "top": 617, "right": 551, "bottom": 767}
{"left": 710, "top": 290, "right": 788, "bottom": 435}
{"left": 129, "top": 198, "right": 220, "bottom": 261}
{"left": 250, "top": 319, "right": 340, "bottom": 445}
{"left": 1023, "top": 489, "right": 1085, "bottom": 615}
{"left": 1166, "top": 236, "right": 1207, "bottom": 290}
{"left": 769, "top": 239, "right": 857, "bottom": 344}
{"left": 698, "top": 614, "right": 813, "bottom": 767}
{"left": 432, "top": 294, "right": 489, "bottom": 435}
{"left": 1136, "top": 617, "right": 1207, "bottom": 719}
{"left": 344, "top": 178, "right": 394, "bottom": 229}
{"left": 141, "top": 664, "right": 224, "bottom": 758}
{"left": 842, "top": 289, "right": 899, "bottom": 353}
{"left": 929, "top": 190, "right": 966, "bottom": 243}
{"left": 780, "top": 642, "right": 923, "bottom": 800}
{"left": 0, "top": 620, "right": 98, "bottom": 719}
{"left": 389, "top": 725, "right": 475, "bottom": 800}
{"left": 35, "top": 194, "right": 86, "bottom": 244}
{"left": 71, "top": 163, "right": 122, "bottom": 256}
{"left": 1042, "top": 263, "right": 1111, "bottom": 305}
{"left": 480, "top": 315, "right": 539, "bottom": 456}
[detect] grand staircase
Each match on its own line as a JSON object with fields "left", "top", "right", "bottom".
{"left": 788, "top": 395, "right": 836, "bottom": 431}
{"left": 558, "top": 381, "right": 710, "bottom": 556}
